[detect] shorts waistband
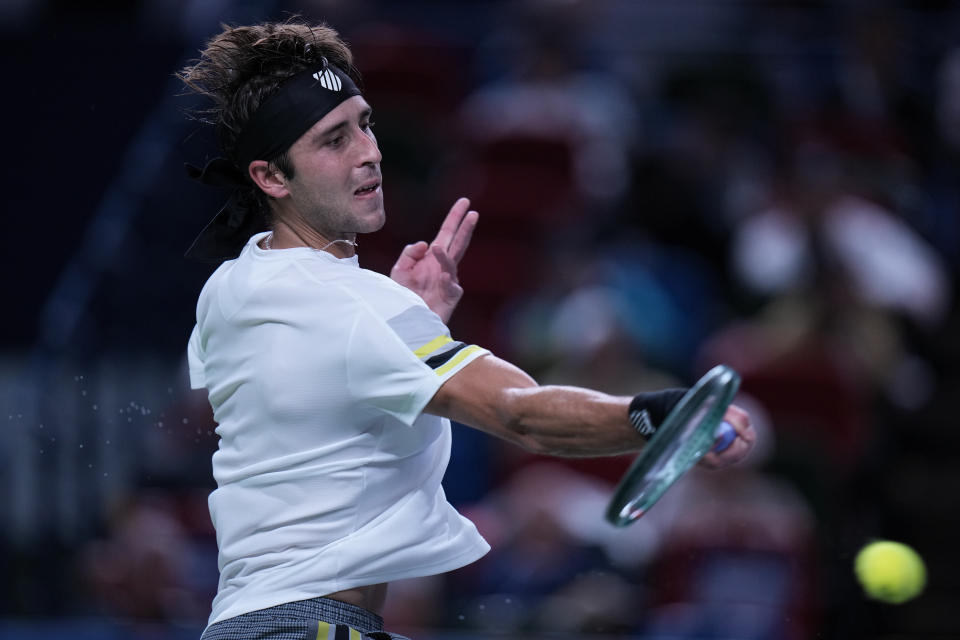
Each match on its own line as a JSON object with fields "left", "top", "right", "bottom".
{"left": 220, "top": 596, "right": 384, "bottom": 631}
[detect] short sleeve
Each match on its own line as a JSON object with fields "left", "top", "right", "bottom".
{"left": 346, "top": 302, "right": 488, "bottom": 425}
{"left": 187, "top": 325, "right": 206, "bottom": 389}
{"left": 386, "top": 305, "right": 489, "bottom": 383}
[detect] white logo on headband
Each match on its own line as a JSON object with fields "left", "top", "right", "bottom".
{"left": 313, "top": 68, "right": 342, "bottom": 92}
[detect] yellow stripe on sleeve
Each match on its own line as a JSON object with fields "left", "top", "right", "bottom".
{"left": 413, "top": 334, "right": 453, "bottom": 358}
{"left": 434, "top": 345, "right": 482, "bottom": 377}
{"left": 349, "top": 628, "right": 362, "bottom": 640}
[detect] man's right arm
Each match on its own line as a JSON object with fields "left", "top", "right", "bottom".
{"left": 425, "top": 354, "right": 640, "bottom": 457}
{"left": 424, "top": 354, "right": 756, "bottom": 465}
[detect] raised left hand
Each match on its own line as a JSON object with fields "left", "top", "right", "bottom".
{"left": 391, "top": 197, "right": 479, "bottom": 323}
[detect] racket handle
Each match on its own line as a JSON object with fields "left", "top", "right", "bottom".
{"left": 712, "top": 421, "right": 737, "bottom": 453}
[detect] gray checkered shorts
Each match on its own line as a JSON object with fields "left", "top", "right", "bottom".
{"left": 200, "top": 596, "right": 411, "bottom": 640}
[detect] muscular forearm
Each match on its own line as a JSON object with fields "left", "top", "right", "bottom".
{"left": 428, "top": 355, "right": 642, "bottom": 456}
{"left": 500, "top": 385, "right": 639, "bottom": 456}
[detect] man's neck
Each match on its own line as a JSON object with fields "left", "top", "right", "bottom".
{"left": 268, "top": 218, "right": 358, "bottom": 259}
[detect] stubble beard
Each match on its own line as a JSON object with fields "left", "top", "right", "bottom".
{"left": 300, "top": 191, "right": 385, "bottom": 240}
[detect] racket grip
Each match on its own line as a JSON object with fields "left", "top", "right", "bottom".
{"left": 712, "top": 421, "right": 737, "bottom": 453}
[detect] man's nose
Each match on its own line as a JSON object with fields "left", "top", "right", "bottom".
{"left": 356, "top": 129, "right": 382, "bottom": 166}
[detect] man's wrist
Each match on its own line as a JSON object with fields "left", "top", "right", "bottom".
{"left": 627, "top": 389, "right": 687, "bottom": 439}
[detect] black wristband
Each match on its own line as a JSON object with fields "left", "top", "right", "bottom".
{"left": 628, "top": 388, "right": 687, "bottom": 438}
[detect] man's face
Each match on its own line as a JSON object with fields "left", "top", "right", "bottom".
{"left": 280, "top": 96, "right": 384, "bottom": 237}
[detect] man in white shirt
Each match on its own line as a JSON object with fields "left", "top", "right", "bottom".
{"left": 180, "top": 18, "right": 754, "bottom": 640}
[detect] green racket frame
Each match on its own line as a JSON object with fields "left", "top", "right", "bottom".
{"left": 605, "top": 364, "right": 741, "bottom": 527}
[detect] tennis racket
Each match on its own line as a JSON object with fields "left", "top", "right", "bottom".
{"left": 605, "top": 364, "right": 741, "bottom": 527}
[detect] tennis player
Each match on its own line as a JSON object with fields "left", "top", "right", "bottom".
{"left": 181, "top": 18, "right": 754, "bottom": 640}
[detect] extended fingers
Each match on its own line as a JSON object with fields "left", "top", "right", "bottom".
{"left": 447, "top": 209, "right": 478, "bottom": 265}
{"left": 432, "top": 197, "right": 471, "bottom": 251}
{"left": 431, "top": 244, "right": 458, "bottom": 274}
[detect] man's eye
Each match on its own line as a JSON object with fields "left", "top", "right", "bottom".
{"left": 363, "top": 120, "right": 376, "bottom": 130}
{"left": 327, "top": 136, "right": 345, "bottom": 147}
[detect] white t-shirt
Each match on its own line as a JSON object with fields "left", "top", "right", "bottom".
{"left": 187, "top": 232, "right": 490, "bottom": 625}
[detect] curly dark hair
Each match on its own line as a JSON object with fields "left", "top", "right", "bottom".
{"left": 178, "top": 17, "right": 363, "bottom": 214}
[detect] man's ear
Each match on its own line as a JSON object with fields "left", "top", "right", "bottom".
{"left": 248, "top": 160, "right": 289, "bottom": 198}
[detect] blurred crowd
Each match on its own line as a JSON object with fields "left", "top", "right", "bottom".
{"left": 3, "top": 0, "right": 960, "bottom": 638}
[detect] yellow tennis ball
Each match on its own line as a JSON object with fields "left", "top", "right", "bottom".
{"left": 854, "top": 540, "right": 926, "bottom": 604}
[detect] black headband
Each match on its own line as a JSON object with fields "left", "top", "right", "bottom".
{"left": 185, "top": 59, "right": 362, "bottom": 262}
{"left": 236, "top": 60, "right": 361, "bottom": 168}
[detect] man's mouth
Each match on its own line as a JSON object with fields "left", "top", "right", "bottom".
{"left": 354, "top": 181, "right": 381, "bottom": 196}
